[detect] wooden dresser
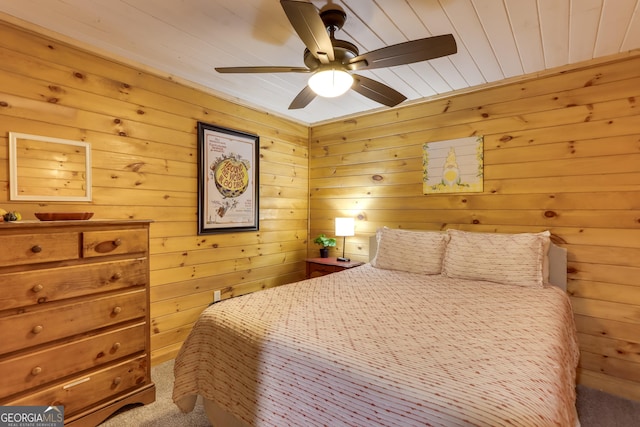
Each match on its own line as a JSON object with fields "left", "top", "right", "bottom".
{"left": 0, "top": 219, "right": 155, "bottom": 426}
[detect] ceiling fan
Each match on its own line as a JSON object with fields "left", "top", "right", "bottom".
{"left": 215, "top": 0, "right": 457, "bottom": 110}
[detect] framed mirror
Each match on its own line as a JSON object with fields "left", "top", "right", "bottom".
{"left": 8, "top": 132, "right": 92, "bottom": 201}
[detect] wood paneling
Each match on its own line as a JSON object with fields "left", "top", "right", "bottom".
{"left": 0, "top": 21, "right": 309, "bottom": 364}
{"left": 309, "top": 53, "right": 640, "bottom": 402}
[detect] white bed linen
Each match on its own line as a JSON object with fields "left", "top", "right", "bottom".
{"left": 173, "top": 264, "right": 579, "bottom": 426}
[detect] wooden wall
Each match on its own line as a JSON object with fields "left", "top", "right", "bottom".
{"left": 0, "top": 20, "right": 309, "bottom": 364}
{"left": 309, "top": 53, "right": 640, "bottom": 402}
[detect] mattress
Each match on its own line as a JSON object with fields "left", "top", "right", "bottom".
{"left": 173, "top": 264, "right": 579, "bottom": 426}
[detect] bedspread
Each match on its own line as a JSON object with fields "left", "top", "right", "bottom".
{"left": 173, "top": 264, "right": 579, "bottom": 426}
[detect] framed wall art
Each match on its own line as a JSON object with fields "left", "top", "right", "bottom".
{"left": 423, "top": 136, "right": 483, "bottom": 194}
{"left": 197, "top": 122, "right": 259, "bottom": 234}
{"left": 8, "top": 132, "right": 92, "bottom": 201}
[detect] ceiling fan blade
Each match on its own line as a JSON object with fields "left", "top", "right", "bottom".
{"left": 351, "top": 74, "right": 407, "bottom": 107}
{"left": 216, "top": 66, "right": 310, "bottom": 73}
{"left": 281, "top": 0, "right": 334, "bottom": 64}
{"left": 348, "top": 34, "right": 457, "bottom": 71}
{"left": 289, "top": 85, "right": 317, "bottom": 109}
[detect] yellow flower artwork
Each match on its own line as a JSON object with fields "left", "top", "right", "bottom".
{"left": 422, "top": 136, "right": 484, "bottom": 194}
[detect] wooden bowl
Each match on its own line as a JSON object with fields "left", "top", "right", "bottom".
{"left": 34, "top": 212, "right": 94, "bottom": 221}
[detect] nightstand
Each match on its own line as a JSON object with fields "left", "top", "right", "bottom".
{"left": 306, "top": 257, "right": 365, "bottom": 279}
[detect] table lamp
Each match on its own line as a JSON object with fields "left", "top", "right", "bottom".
{"left": 335, "top": 217, "right": 355, "bottom": 262}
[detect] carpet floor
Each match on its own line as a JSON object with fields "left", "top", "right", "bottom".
{"left": 99, "top": 359, "right": 640, "bottom": 426}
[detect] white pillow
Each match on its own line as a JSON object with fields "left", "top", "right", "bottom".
{"left": 371, "top": 227, "right": 449, "bottom": 275}
{"left": 441, "top": 229, "right": 550, "bottom": 288}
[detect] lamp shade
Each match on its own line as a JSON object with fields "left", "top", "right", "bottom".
{"left": 335, "top": 217, "right": 355, "bottom": 237}
{"left": 308, "top": 68, "right": 353, "bottom": 97}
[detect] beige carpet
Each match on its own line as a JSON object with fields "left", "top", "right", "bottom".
{"left": 99, "top": 359, "right": 208, "bottom": 427}
{"left": 100, "top": 359, "right": 640, "bottom": 426}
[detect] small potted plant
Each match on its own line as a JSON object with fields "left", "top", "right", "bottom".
{"left": 313, "top": 234, "right": 336, "bottom": 258}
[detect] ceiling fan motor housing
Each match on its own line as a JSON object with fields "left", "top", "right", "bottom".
{"left": 303, "top": 39, "right": 359, "bottom": 70}
{"left": 302, "top": 5, "right": 358, "bottom": 71}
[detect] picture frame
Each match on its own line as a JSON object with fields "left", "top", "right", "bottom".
{"left": 8, "top": 132, "right": 92, "bottom": 202}
{"left": 423, "top": 136, "right": 484, "bottom": 194}
{"left": 197, "top": 122, "right": 259, "bottom": 234}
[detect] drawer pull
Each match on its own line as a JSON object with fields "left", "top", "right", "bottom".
{"left": 31, "top": 325, "right": 43, "bottom": 334}
{"left": 112, "top": 342, "right": 121, "bottom": 351}
{"left": 31, "top": 245, "right": 42, "bottom": 253}
{"left": 32, "top": 284, "right": 44, "bottom": 293}
{"left": 111, "top": 272, "right": 123, "bottom": 281}
{"left": 31, "top": 366, "right": 42, "bottom": 376}
{"left": 113, "top": 238, "right": 122, "bottom": 247}
{"left": 112, "top": 306, "right": 122, "bottom": 315}
{"left": 63, "top": 377, "right": 91, "bottom": 390}
{"left": 113, "top": 376, "right": 122, "bottom": 386}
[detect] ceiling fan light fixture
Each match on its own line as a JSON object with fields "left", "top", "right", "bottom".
{"left": 308, "top": 68, "right": 353, "bottom": 97}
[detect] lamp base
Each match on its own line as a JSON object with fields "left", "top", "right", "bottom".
{"left": 337, "top": 256, "right": 350, "bottom": 262}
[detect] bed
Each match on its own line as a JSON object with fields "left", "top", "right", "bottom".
{"left": 173, "top": 228, "right": 580, "bottom": 426}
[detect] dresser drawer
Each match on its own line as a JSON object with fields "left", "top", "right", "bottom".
{"left": 82, "top": 229, "right": 148, "bottom": 258}
{"left": 0, "top": 323, "right": 146, "bottom": 396}
{"left": 2, "top": 356, "right": 149, "bottom": 417}
{"left": 0, "top": 232, "right": 79, "bottom": 267}
{"left": 0, "top": 258, "right": 148, "bottom": 310}
{"left": 0, "top": 289, "right": 147, "bottom": 354}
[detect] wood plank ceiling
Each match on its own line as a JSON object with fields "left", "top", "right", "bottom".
{"left": 0, "top": 0, "right": 638, "bottom": 125}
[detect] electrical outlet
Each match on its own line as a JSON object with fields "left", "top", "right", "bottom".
{"left": 213, "top": 290, "right": 221, "bottom": 303}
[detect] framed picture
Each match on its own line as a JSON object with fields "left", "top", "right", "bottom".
{"left": 197, "top": 122, "right": 259, "bottom": 234}
{"left": 8, "top": 132, "right": 92, "bottom": 201}
{"left": 423, "top": 136, "right": 484, "bottom": 194}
